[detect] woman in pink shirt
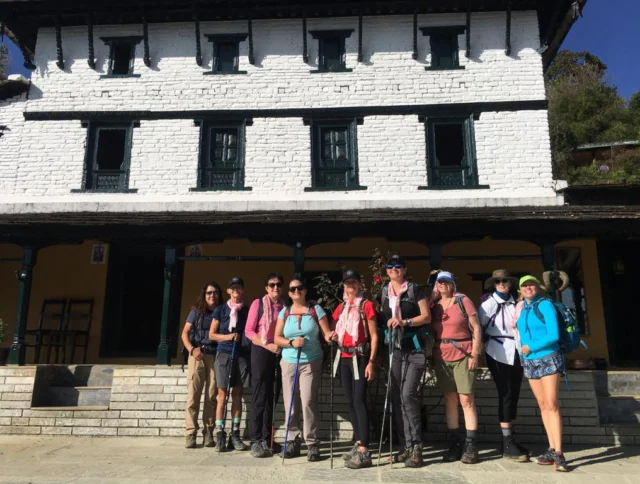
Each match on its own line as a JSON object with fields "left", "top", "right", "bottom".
{"left": 431, "top": 271, "right": 482, "bottom": 465}
{"left": 244, "top": 273, "right": 285, "bottom": 458}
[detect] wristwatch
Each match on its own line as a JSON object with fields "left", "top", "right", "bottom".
{"left": 288, "top": 339, "right": 294, "bottom": 347}
{"left": 405, "top": 319, "right": 413, "bottom": 327}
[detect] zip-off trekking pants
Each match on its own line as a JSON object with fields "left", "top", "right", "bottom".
{"left": 391, "top": 349, "right": 426, "bottom": 448}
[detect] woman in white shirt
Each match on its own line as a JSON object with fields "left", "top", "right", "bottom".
{"left": 478, "top": 269, "right": 529, "bottom": 463}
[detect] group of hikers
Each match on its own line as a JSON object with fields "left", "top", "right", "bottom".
{"left": 181, "top": 254, "right": 571, "bottom": 472}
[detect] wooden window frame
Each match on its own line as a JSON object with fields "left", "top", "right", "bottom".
{"left": 204, "top": 34, "right": 248, "bottom": 75}
{"left": 100, "top": 36, "right": 143, "bottom": 78}
{"left": 309, "top": 29, "right": 354, "bottom": 73}
{"left": 191, "top": 120, "right": 252, "bottom": 191}
{"left": 304, "top": 117, "right": 366, "bottom": 191}
{"left": 420, "top": 26, "right": 466, "bottom": 71}
{"left": 74, "top": 121, "right": 139, "bottom": 193}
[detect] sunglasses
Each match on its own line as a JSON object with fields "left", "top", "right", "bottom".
{"left": 205, "top": 291, "right": 218, "bottom": 296}
{"left": 268, "top": 282, "right": 283, "bottom": 289}
{"left": 494, "top": 279, "right": 510, "bottom": 285}
{"left": 386, "top": 264, "right": 404, "bottom": 269}
{"left": 289, "top": 284, "right": 306, "bottom": 293}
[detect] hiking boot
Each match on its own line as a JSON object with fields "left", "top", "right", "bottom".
{"left": 216, "top": 430, "right": 228, "bottom": 452}
{"left": 185, "top": 433, "right": 197, "bottom": 449}
{"left": 342, "top": 442, "right": 358, "bottom": 461}
{"left": 228, "top": 430, "right": 249, "bottom": 451}
{"left": 344, "top": 450, "right": 373, "bottom": 469}
{"left": 283, "top": 437, "right": 302, "bottom": 459}
{"left": 554, "top": 452, "right": 569, "bottom": 472}
{"left": 461, "top": 440, "right": 479, "bottom": 464}
{"left": 513, "top": 438, "right": 531, "bottom": 457}
{"left": 203, "top": 429, "right": 215, "bottom": 448}
{"left": 404, "top": 444, "right": 423, "bottom": 468}
{"left": 260, "top": 440, "right": 273, "bottom": 457}
{"left": 251, "top": 441, "right": 267, "bottom": 458}
{"left": 307, "top": 444, "right": 320, "bottom": 462}
{"left": 270, "top": 441, "right": 282, "bottom": 454}
{"left": 442, "top": 440, "right": 463, "bottom": 462}
{"left": 534, "top": 448, "right": 556, "bottom": 465}
{"left": 502, "top": 435, "right": 528, "bottom": 462}
{"left": 391, "top": 447, "right": 411, "bottom": 463}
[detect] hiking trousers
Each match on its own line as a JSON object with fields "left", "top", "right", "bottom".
{"left": 339, "top": 355, "right": 370, "bottom": 447}
{"left": 486, "top": 354, "right": 524, "bottom": 423}
{"left": 280, "top": 358, "right": 322, "bottom": 446}
{"left": 249, "top": 345, "right": 279, "bottom": 443}
{"left": 185, "top": 353, "right": 217, "bottom": 436}
{"left": 391, "top": 349, "right": 426, "bottom": 448}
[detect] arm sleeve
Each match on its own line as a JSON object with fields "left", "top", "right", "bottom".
{"left": 278, "top": 307, "right": 287, "bottom": 320}
{"left": 527, "top": 301, "right": 561, "bottom": 353}
{"left": 186, "top": 309, "right": 197, "bottom": 325}
{"left": 477, "top": 301, "right": 490, "bottom": 328}
{"left": 364, "top": 301, "right": 377, "bottom": 321}
{"left": 314, "top": 305, "right": 327, "bottom": 320}
{"left": 414, "top": 285, "right": 427, "bottom": 303}
{"left": 211, "top": 307, "right": 222, "bottom": 328}
{"left": 462, "top": 296, "right": 478, "bottom": 318}
{"left": 244, "top": 299, "right": 260, "bottom": 340}
{"left": 332, "top": 304, "right": 343, "bottom": 322}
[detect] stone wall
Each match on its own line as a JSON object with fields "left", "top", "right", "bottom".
{"left": 2, "top": 365, "right": 639, "bottom": 445}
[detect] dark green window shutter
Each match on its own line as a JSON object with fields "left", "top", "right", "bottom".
{"left": 85, "top": 123, "right": 135, "bottom": 191}
{"left": 431, "top": 35, "right": 457, "bottom": 69}
{"left": 427, "top": 118, "right": 477, "bottom": 188}
{"left": 321, "top": 37, "right": 344, "bottom": 71}
{"left": 217, "top": 42, "right": 239, "bottom": 72}
{"left": 311, "top": 121, "right": 360, "bottom": 189}
{"left": 200, "top": 124, "right": 245, "bottom": 189}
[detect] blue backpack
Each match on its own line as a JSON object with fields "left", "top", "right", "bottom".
{"left": 532, "top": 299, "right": 587, "bottom": 354}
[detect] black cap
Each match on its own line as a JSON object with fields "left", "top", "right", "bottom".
{"left": 342, "top": 269, "right": 361, "bottom": 282}
{"left": 227, "top": 276, "right": 244, "bottom": 288}
{"left": 387, "top": 254, "right": 406, "bottom": 267}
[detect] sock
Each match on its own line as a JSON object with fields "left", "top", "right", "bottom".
{"left": 501, "top": 428, "right": 512, "bottom": 438}
{"left": 215, "top": 419, "right": 224, "bottom": 430}
{"left": 232, "top": 417, "right": 241, "bottom": 432}
{"left": 465, "top": 429, "right": 478, "bottom": 442}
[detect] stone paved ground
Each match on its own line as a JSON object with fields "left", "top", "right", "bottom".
{"left": 1, "top": 437, "right": 640, "bottom": 484}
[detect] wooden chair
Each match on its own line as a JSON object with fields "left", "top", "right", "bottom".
{"left": 63, "top": 299, "right": 94, "bottom": 364}
{"left": 24, "top": 299, "right": 67, "bottom": 364}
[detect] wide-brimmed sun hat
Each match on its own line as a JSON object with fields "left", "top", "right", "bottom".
{"left": 484, "top": 269, "right": 519, "bottom": 291}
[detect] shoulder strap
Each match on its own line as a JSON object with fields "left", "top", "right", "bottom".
{"left": 456, "top": 295, "right": 468, "bottom": 320}
{"left": 308, "top": 304, "right": 319, "bottom": 325}
{"left": 532, "top": 300, "right": 546, "bottom": 324}
{"left": 257, "top": 298, "right": 264, "bottom": 322}
{"left": 406, "top": 283, "right": 415, "bottom": 303}
{"left": 284, "top": 306, "right": 291, "bottom": 321}
{"left": 381, "top": 285, "right": 388, "bottom": 306}
{"left": 359, "top": 299, "right": 370, "bottom": 338}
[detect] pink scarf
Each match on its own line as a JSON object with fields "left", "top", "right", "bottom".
{"left": 336, "top": 291, "right": 363, "bottom": 346}
{"left": 388, "top": 282, "right": 408, "bottom": 320}
{"left": 511, "top": 300, "right": 524, "bottom": 329}
{"left": 259, "top": 295, "right": 275, "bottom": 345}
{"left": 227, "top": 299, "right": 244, "bottom": 331}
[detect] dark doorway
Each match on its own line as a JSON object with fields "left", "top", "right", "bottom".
{"left": 100, "top": 244, "right": 165, "bottom": 357}
{"left": 598, "top": 240, "right": 640, "bottom": 366}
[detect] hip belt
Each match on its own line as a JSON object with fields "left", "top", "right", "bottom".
{"left": 436, "top": 337, "right": 472, "bottom": 356}
{"left": 486, "top": 335, "right": 514, "bottom": 346}
{"left": 332, "top": 343, "right": 370, "bottom": 380}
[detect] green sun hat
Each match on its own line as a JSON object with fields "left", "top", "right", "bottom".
{"left": 519, "top": 275, "right": 541, "bottom": 289}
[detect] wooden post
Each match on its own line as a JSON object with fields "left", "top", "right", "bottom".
{"left": 293, "top": 242, "right": 305, "bottom": 275}
{"left": 157, "top": 246, "right": 176, "bottom": 365}
{"left": 540, "top": 242, "right": 558, "bottom": 302}
{"left": 8, "top": 247, "right": 38, "bottom": 365}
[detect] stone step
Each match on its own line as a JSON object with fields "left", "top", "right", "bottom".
{"left": 37, "top": 386, "right": 112, "bottom": 407}
{"left": 593, "top": 370, "right": 640, "bottom": 397}
{"left": 598, "top": 396, "right": 640, "bottom": 425}
{"left": 35, "top": 365, "right": 114, "bottom": 388}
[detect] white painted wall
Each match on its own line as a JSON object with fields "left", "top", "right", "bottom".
{"left": 0, "top": 11, "right": 562, "bottom": 214}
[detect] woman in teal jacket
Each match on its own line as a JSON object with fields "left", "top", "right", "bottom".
{"left": 516, "top": 275, "right": 567, "bottom": 472}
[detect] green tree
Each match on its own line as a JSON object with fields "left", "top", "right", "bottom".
{"left": 546, "top": 51, "right": 638, "bottom": 181}
{"left": 0, "top": 43, "right": 8, "bottom": 80}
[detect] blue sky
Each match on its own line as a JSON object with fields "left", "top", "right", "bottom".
{"left": 2, "top": 1, "right": 639, "bottom": 99}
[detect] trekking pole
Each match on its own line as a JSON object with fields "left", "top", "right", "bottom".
{"left": 282, "top": 347, "right": 302, "bottom": 466}
{"left": 389, "top": 329, "right": 395, "bottom": 469}
{"left": 219, "top": 333, "right": 237, "bottom": 455}
{"left": 329, "top": 342, "right": 334, "bottom": 469}
{"left": 377, "top": 330, "right": 394, "bottom": 467}
{"left": 270, "top": 354, "right": 281, "bottom": 452}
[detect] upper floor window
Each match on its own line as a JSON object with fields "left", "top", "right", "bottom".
{"left": 204, "top": 34, "right": 248, "bottom": 75}
{"left": 76, "top": 121, "right": 138, "bottom": 192}
{"left": 309, "top": 30, "right": 354, "bottom": 73}
{"left": 420, "top": 27, "right": 466, "bottom": 71}
{"left": 424, "top": 117, "right": 482, "bottom": 189}
{"left": 192, "top": 121, "right": 250, "bottom": 191}
{"left": 305, "top": 118, "right": 365, "bottom": 191}
{"left": 100, "top": 37, "right": 143, "bottom": 77}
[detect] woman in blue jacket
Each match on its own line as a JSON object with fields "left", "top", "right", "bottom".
{"left": 516, "top": 275, "right": 567, "bottom": 472}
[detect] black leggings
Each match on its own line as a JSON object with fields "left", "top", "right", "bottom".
{"left": 339, "top": 356, "right": 369, "bottom": 447}
{"left": 486, "top": 354, "right": 524, "bottom": 423}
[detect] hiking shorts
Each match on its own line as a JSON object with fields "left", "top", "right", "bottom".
{"left": 523, "top": 351, "right": 565, "bottom": 380}
{"left": 214, "top": 352, "right": 250, "bottom": 389}
{"left": 434, "top": 356, "right": 476, "bottom": 394}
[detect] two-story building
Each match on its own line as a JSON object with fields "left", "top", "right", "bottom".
{"left": 2, "top": 0, "right": 640, "bottom": 443}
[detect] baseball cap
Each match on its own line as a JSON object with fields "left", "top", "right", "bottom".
{"left": 387, "top": 254, "right": 406, "bottom": 267}
{"left": 519, "top": 275, "right": 541, "bottom": 288}
{"left": 342, "top": 269, "right": 361, "bottom": 282}
{"left": 436, "top": 271, "right": 455, "bottom": 283}
{"left": 227, "top": 276, "right": 244, "bottom": 288}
